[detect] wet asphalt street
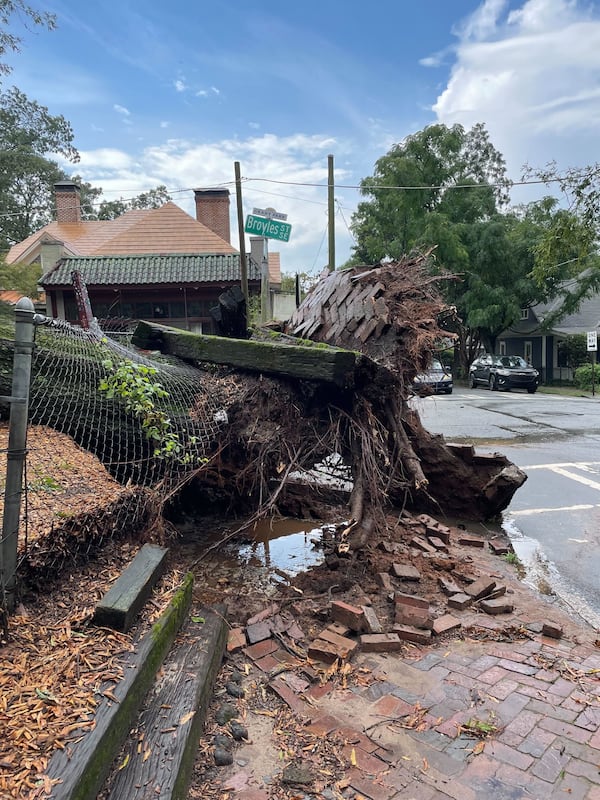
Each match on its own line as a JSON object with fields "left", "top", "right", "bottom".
{"left": 412, "top": 387, "right": 600, "bottom": 629}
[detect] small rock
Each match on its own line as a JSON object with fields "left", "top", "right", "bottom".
{"left": 230, "top": 670, "right": 244, "bottom": 684}
{"left": 216, "top": 703, "right": 238, "bottom": 726}
{"left": 214, "top": 747, "right": 234, "bottom": 766}
{"left": 281, "top": 763, "right": 314, "bottom": 786}
{"left": 213, "top": 734, "right": 231, "bottom": 749}
{"left": 226, "top": 682, "right": 245, "bottom": 698}
{"left": 230, "top": 720, "right": 249, "bottom": 741}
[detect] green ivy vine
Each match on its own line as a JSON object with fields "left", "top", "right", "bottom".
{"left": 98, "top": 358, "right": 200, "bottom": 464}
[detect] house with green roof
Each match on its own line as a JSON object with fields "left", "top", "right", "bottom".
{"left": 5, "top": 183, "right": 283, "bottom": 333}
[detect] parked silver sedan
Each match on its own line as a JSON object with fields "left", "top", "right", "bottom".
{"left": 413, "top": 359, "right": 453, "bottom": 395}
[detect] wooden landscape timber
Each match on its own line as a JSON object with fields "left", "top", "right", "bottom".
{"left": 46, "top": 573, "right": 197, "bottom": 800}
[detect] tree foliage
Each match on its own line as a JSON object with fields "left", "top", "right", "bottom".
{"left": 522, "top": 162, "right": 600, "bottom": 313}
{"left": 351, "top": 123, "right": 529, "bottom": 365}
{"left": 0, "top": 0, "right": 55, "bottom": 75}
{"left": 351, "top": 123, "right": 509, "bottom": 266}
{"left": 0, "top": 87, "right": 79, "bottom": 248}
{"left": 95, "top": 185, "right": 172, "bottom": 220}
{"left": 0, "top": 256, "right": 40, "bottom": 294}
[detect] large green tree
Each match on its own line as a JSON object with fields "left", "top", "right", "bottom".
{"left": 522, "top": 163, "right": 600, "bottom": 318}
{"left": 0, "top": 87, "right": 79, "bottom": 248}
{"left": 351, "top": 124, "right": 545, "bottom": 369}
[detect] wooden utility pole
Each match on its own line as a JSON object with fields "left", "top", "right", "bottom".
{"left": 328, "top": 154, "right": 335, "bottom": 272}
{"left": 234, "top": 162, "right": 249, "bottom": 306}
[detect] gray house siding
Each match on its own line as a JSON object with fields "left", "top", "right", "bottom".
{"left": 497, "top": 283, "right": 600, "bottom": 384}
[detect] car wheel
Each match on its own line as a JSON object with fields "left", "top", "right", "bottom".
{"left": 468, "top": 373, "right": 477, "bottom": 388}
{"left": 445, "top": 387, "right": 453, "bottom": 394}
{"left": 489, "top": 374, "right": 497, "bottom": 391}
{"left": 527, "top": 386, "right": 537, "bottom": 394}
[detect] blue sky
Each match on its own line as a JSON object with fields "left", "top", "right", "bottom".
{"left": 6, "top": 0, "right": 600, "bottom": 273}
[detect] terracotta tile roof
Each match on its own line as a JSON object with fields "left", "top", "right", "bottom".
{"left": 0, "top": 290, "right": 28, "bottom": 304}
{"left": 40, "top": 254, "right": 261, "bottom": 287}
{"left": 5, "top": 202, "right": 235, "bottom": 264}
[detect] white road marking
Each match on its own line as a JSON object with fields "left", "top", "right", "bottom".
{"left": 549, "top": 466, "right": 600, "bottom": 492}
{"left": 568, "top": 538, "right": 590, "bottom": 543}
{"left": 510, "top": 504, "right": 598, "bottom": 516}
{"left": 522, "top": 461, "right": 600, "bottom": 470}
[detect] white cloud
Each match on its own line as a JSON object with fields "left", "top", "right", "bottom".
{"left": 160, "top": 120, "right": 170, "bottom": 128}
{"left": 419, "top": 53, "right": 445, "bottom": 67}
{"left": 72, "top": 133, "right": 355, "bottom": 273}
{"left": 432, "top": 0, "right": 600, "bottom": 180}
{"left": 455, "top": 0, "right": 508, "bottom": 41}
{"left": 77, "top": 148, "right": 134, "bottom": 170}
{"left": 113, "top": 104, "right": 131, "bottom": 116}
{"left": 174, "top": 79, "right": 186, "bottom": 92}
{"left": 196, "top": 86, "right": 221, "bottom": 98}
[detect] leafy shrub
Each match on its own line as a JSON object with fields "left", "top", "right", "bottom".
{"left": 573, "top": 362, "right": 600, "bottom": 390}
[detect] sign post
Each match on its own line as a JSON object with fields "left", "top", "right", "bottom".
{"left": 587, "top": 331, "right": 597, "bottom": 396}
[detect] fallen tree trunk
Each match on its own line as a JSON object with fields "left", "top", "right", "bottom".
{"left": 133, "top": 250, "right": 529, "bottom": 526}
{"left": 133, "top": 320, "right": 362, "bottom": 388}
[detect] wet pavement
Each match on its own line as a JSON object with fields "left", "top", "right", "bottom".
{"left": 190, "top": 529, "right": 600, "bottom": 800}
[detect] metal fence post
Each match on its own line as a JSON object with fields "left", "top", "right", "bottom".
{"left": 1, "top": 297, "right": 35, "bottom": 612}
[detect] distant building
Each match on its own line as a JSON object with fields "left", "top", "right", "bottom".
{"left": 497, "top": 276, "right": 600, "bottom": 382}
{"left": 5, "top": 183, "right": 284, "bottom": 333}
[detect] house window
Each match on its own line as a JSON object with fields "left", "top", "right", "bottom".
{"left": 170, "top": 301, "right": 185, "bottom": 318}
{"left": 524, "top": 341, "right": 533, "bottom": 364}
{"left": 499, "top": 341, "right": 506, "bottom": 355}
{"left": 520, "top": 308, "right": 529, "bottom": 320}
{"left": 135, "top": 302, "right": 152, "bottom": 318}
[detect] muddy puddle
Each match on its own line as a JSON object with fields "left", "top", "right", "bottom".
{"left": 175, "top": 516, "right": 331, "bottom": 595}
{"left": 237, "top": 517, "right": 328, "bottom": 574}
{"left": 178, "top": 507, "right": 600, "bottom": 631}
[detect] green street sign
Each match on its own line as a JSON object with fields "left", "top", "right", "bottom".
{"left": 244, "top": 213, "right": 292, "bottom": 242}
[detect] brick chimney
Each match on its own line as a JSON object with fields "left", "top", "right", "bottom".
{"left": 194, "top": 188, "right": 231, "bottom": 243}
{"left": 54, "top": 181, "right": 81, "bottom": 223}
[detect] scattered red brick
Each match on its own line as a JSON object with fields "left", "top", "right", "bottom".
{"left": 360, "top": 633, "right": 404, "bottom": 652}
{"left": 448, "top": 593, "right": 473, "bottom": 610}
{"left": 542, "top": 622, "right": 563, "bottom": 639}
{"left": 433, "top": 614, "right": 462, "bottom": 635}
{"left": 391, "top": 562, "right": 421, "bottom": 580}
{"left": 465, "top": 577, "right": 497, "bottom": 600}
{"left": 479, "top": 598, "right": 515, "bottom": 615}
{"left": 392, "top": 624, "right": 432, "bottom": 644}
{"left": 227, "top": 627, "right": 246, "bottom": 653}
{"left": 393, "top": 591, "right": 429, "bottom": 609}
{"left": 330, "top": 600, "right": 366, "bottom": 632}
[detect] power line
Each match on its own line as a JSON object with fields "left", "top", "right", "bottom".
{"left": 0, "top": 166, "right": 597, "bottom": 223}
{"left": 336, "top": 200, "right": 356, "bottom": 245}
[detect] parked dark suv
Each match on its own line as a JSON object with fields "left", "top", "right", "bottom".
{"left": 468, "top": 354, "right": 539, "bottom": 393}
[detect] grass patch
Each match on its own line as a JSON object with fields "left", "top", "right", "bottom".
{"left": 537, "top": 385, "right": 594, "bottom": 397}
